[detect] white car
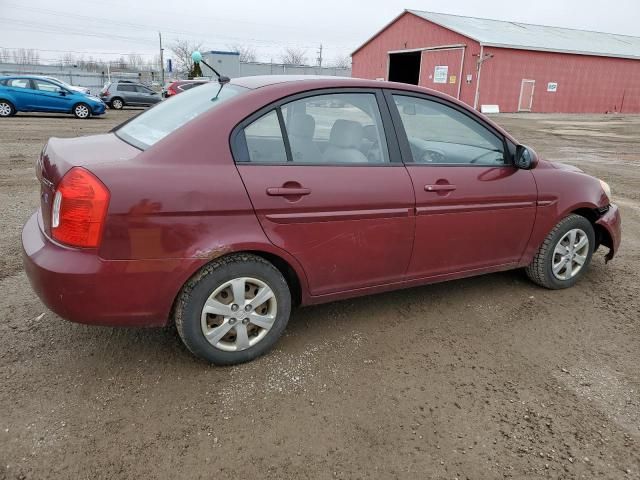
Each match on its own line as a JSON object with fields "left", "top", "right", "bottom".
{"left": 45, "top": 77, "right": 91, "bottom": 95}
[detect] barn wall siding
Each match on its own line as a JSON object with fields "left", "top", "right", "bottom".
{"left": 353, "top": 12, "right": 640, "bottom": 113}
{"left": 479, "top": 47, "right": 640, "bottom": 113}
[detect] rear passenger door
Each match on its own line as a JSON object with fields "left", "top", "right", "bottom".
{"left": 233, "top": 90, "right": 416, "bottom": 297}
{"left": 3, "top": 78, "right": 34, "bottom": 110}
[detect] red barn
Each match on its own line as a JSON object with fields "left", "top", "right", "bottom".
{"left": 352, "top": 10, "right": 640, "bottom": 113}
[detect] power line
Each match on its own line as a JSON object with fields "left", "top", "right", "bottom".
{"left": 2, "top": 4, "right": 357, "bottom": 52}
{"left": 0, "top": 46, "right": 157, "bottom": 57}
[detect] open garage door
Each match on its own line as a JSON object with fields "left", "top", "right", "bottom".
{"left": 388, "top": 51, "right": 421, "bottom": 85}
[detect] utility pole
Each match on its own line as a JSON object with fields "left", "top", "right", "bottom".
{"left": 159, "top": 31, "right": 165, "bottom": 86}
{"left": 317, "top": 44, "right": 323, "bottom": 68}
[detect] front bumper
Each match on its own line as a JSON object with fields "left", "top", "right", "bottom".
{"left": 91, "top": 103, "right": 106, "bottom": 115}
{"left": 596, "top": 203, "right": 621, "bottom": 262}
{"left": 22, "top": 212, "right": 201, "bottom": 327}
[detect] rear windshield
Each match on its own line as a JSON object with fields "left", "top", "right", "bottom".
{"left": 116, "top": 83, "right": 248, "bottom": 149}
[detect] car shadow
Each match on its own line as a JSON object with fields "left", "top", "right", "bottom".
{"left": 52, "top": 269, "right": 531, "bottom": 369}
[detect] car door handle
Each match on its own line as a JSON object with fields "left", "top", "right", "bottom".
{"left": 266, "top": 187, "right": 311, "bottom": 196}
{"left": 425, "top": 184, "right": 457, "bottom": 192}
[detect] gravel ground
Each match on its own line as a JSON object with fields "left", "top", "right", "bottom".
{"left": 1, "top": 110, "right": 639, "bottom": 480}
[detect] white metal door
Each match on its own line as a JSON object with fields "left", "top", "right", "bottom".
{"left": 518, "top": 79, "right": 535, "bottom": 112}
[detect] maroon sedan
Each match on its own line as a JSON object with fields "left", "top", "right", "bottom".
{"left": 22, "top": 76, "right": 621, "bottom": 365}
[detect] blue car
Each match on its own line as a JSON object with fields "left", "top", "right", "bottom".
{"left": 0, "top": 75, "right": 106, "bottom": 119}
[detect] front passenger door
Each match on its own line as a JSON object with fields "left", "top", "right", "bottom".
{"left": 388, "top": 92, "right": 538, "bottom": 279}
{"left": 31, "top": 79, "right": 74, "bottom": 112}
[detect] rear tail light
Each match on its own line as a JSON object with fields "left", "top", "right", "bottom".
{"left": 100, "top": 89, "right": 109, "bottom": 97}
{"left": 167, "top": 86, "right": 177, "bottom": 96}
{"left": 51, "top": 167, "right": 110, "bottom": 248}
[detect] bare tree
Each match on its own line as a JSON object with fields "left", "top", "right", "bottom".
{"left": 127, "top": 53, "right": 145, "bottom": 70}
{"left": 12, "top": 48, "right": 40, "bottom": 65}
{"left": 170, "top": 39, "right": 204, "bottom": 76}
{"left": 280, "top": 47, "right": 307, "bottom": 66}
{"left": 0, "top": 48, "right": 11, "bottom": 63}
{"left": 227, "top": 44, "right": 257, "bottom": 63}
{"left": 330, "top": 54, "right": 352, "bottom": 69}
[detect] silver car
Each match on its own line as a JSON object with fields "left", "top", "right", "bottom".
{"left": 99, "top": 80, "right": 162, "bottom": 110}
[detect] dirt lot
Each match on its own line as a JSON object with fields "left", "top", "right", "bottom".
{"left": 1, "top": 109, "right": 639, "bottom": 480}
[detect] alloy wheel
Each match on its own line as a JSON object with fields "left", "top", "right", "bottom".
{"left": 552, "top": 228, "right": 589, "bottom": 280}
{"left": 0, "top": 102, "right": 12, "bottom": 117}
{"left": 200, "top": 277, "right": 277, "bottom": 352}
{"left": 75, "top": 104, "right": 90, "bottom": 118}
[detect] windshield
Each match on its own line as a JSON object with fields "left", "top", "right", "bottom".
{"left": 116, "top": 83, "right": 248, "bottom": 149}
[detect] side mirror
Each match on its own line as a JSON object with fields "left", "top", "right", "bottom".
{"left": 515, "top": 145, "right": 538, "bottom": 170}
{"left": 58, "top": 90, "right": 67, "bottom": 96}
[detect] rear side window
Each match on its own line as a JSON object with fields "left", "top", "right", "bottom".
{"left": 117, "top": 84, "right": 135, "bottom": 92}
{"left": 239, "top": 92, "right": 390, "bottom": 165}
{"left": 244, "top": 111, "right": 287, "bottom": 163}
{"left": 282, "top": 93, "right": 389, "bottom": 164}
{"left": 7, "top": 78, "right": 31, "bottom": 89}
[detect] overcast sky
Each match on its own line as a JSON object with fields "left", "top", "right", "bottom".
{"left": 1, "top": 0, "right": 639, "bottom": 65}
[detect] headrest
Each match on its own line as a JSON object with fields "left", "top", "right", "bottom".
{"left": 362, "top": 124, "right": 378, "bottom": 142}
{"left": 288, "top": 114, "right": 315, "bottom": 138}
{"left": 329, "top": 120, "right": 363, "bottom": 148}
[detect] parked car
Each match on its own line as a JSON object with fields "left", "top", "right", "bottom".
{"left": 22, "top": 76, "right": 621, "bottom": 365}
{"left": 0, "top": 75, "right": 106, "bottom": 119}
{"left": 45, "top": 77, "right": 91, "bottom": 95}
{"left": 163, "top": 79, "right": 209, "bottom": 98}
{"left": 99, "top": 80, "right": 162, "bottom": 109}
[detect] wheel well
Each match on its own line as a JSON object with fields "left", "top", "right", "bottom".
{"left": 247, "top": 251, "right": 302, "bottom": 306}
{"left": 0, "top": 98, "right": 15, "bottom": 109}
{"left": 571, "top": 207, "right": 611, "bottom": 251}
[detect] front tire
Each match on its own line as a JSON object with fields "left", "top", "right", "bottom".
{"left": 0, "top": 100, "right": 15, "bottom": 117}
{"left": 175, "top": 254, "right": 292, "bottom": 365}
{"left": 73, "top": 103, "right": 91, "bottom": 119}
{"left": 526, "top": 214, "right": 595, "bottom": 289}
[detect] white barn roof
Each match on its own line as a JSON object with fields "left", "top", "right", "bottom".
{"left": 407, "top": 10, "right": 640, "bottom": 60}
{"left": 354, "top": 9, "right": 640, "bottom": 60}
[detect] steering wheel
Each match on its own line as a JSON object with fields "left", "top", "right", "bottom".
{"left": 420, "top": 149, "right": 446, "bottom": 163}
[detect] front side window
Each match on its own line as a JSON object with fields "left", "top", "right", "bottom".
{"left": 393, "top": 95, "right": 506, "bottom": 165}
{"left": 116, "top": 82, "right": 248, "bottom": 149}
{"left": 281, "top": 93, "right": 389, "bottom": 164}
{"left": 33, "top": 79, "right": 64, "bottom": 93}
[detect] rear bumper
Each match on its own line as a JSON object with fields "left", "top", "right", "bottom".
{"left": 596, "top": 203, "right": 621, "bottom": 262}
{"left": 22, "top": 212, "right": 201, "bottom": 327}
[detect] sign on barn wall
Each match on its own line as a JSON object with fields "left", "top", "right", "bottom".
{"left": 547, "top": 82, "right": 558, "bottom": 92}
{"left": 434, "top": 65, "right": 448, "bottom": 84}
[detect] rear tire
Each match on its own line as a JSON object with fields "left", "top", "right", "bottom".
{"left": 0, "top": 100, "right": 15, "bottom": 117}
{"left": 526, "top": 214, "right": 595, "bottom": 289}
{"left": 110, "top": 98, "right": 124, "bottom": 110}
{"left": 174, "top": 254, "right": 291, "bottom": 365}
{"left": 73, "top": 103, "right": 91, "bottom": 119}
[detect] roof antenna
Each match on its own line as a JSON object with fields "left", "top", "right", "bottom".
{"left": 191, "top": 51, "right": 230, "bottom": 84}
